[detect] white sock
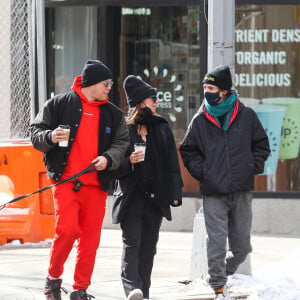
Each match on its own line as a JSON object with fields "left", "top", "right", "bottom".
{"left": 48, "top": 274, "right": 60, "bottom": 280}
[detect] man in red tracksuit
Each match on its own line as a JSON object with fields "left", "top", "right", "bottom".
{"left": 31, "top": 60, "right": 129, "bottom": 300}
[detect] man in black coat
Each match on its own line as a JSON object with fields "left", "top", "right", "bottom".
{"left": 180, "top": 65, "right": 270, "bottom": 300}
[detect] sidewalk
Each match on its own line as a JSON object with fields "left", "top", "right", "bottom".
{"left": 0, "top": 229, "right": 300, "bottom": 300}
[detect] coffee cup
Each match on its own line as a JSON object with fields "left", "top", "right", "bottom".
{"left": 134, "top": 143, "right": 146, "bottom": 161}
{"left": 58, "top": 125, "right": 71, "bottom": 147}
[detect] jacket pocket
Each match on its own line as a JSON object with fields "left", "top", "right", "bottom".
{"left": 201, "top": 163, "right": 207, "bottom": 179}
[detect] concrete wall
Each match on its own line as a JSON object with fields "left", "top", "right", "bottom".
{"left": 103, "top": 196, "right": 300, "bottom": 235}
{"left": 252, "top": 198, "right": 300, "bottom": 234}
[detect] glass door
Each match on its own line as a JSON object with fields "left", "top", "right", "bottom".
{"left": 119, "top": 6, "right": 201, "bottom": 142}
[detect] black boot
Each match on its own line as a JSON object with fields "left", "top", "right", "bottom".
{"left": 44, "top": 277, "right": 67, "bottom": 300}
{"left": 70, "top": 289, "right": 95, "bottom": 300}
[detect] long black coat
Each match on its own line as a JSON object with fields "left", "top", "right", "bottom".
{"left": 179, "top": 100, "right": 270, "bottom": 196}
{"left": 112, "top": 116, "right": 183, "bottom": 224}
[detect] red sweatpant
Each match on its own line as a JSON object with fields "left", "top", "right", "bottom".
{"left": 48, "top": 182, "right": 107, "bottom": 290}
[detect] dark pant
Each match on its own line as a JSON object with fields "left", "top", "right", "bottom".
{"left": 203, "top": 192, "right": 252, "bottom": 290}
{"left": 120, "top": 192, "right": 163, "bottom": 299}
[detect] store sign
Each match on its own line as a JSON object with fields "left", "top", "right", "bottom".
{"left": 122, "top": 8, "right": 151, "bottom": 15}
{"left": 138, "top": 68, "right": 184, "bottom": 121}
{"left": 235, "top": 29, "right": 300, "bottom": 87}
{"left": 156, "top": 90, "right": 172, "bottom": 108}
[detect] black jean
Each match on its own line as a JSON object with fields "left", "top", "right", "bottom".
{"left": 120, "top": 192, "right": 163, "bottom": 299}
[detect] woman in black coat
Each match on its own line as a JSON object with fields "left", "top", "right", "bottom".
{"left": 112, "top": 75, "right": 183, "bottom": 300}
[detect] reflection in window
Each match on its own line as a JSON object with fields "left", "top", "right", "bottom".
{"left": 53, "top": 6, "right": 97, "bottom": 95}
{"left": 236, "top": 5, "right": 300, "bottom": 192}
{"left": 119, "top": 6, "right": 201, "bottom": 142}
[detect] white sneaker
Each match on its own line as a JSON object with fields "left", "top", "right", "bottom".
{"left": 215, "top": 294, "right": 231, "bottom": 300}
{"left": 215, "top": 295, "right": 226, "bottom": 300}
{"left": 127, "top": 289, "right": 143, "bottom": 300}
{"left": 214, "top": 285, "right": 231, "bottom": 300}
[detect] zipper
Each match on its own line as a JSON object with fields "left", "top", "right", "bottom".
{"left": 224, "top": 132, "right": 232, "bottom": 192}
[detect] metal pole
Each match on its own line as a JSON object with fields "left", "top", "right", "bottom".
{"left": 35, "top": 0, "right": 47, "bottom": 112}
{"left": 30, "top": 0, "right": 36, "bottom": 122}
{"left": 207, "top": 0, "right": 235, "bottom": 72}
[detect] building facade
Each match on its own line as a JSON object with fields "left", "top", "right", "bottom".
{"left": 44, "top": 0, "right": 300, "bottom": 199}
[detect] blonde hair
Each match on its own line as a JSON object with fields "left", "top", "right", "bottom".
{"left": 127, "top": 103, "right": 143, "bottom": 125}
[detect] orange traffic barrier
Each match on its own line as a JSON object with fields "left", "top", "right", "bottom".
{"left": 0, "top": 174, "right": 15, "bottom": 205}
{"left": 0, "top": 141, "right": 54, "bottom": 245}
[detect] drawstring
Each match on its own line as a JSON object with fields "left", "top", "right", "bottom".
{"left": 0, "top": 162, "right": 97, "bottom": 211}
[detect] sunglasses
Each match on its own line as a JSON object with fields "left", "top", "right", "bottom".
{"left": 102, "top": 81, "right": 113, "bottom": 88}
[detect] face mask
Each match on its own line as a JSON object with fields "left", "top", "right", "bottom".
{"left": 204, "top": 91, "right": 221, "bottom": 106}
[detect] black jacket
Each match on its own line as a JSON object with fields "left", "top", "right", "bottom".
{"left": 112, "top": 116, "right": 183, "bottom": 223}
{"left": 179, "top": 100, "right": 270, "bottom": 196}
{"left": 30, "top": 91, "right": 129, "bottom": 191}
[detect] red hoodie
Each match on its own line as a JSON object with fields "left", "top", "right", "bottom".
{"left": 61, "top": 76, "right": 108, "bottom": 186}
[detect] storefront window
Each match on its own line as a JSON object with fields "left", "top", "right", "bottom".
{"left": 48, "top": 6, "right": 97, "bottom": 96}
{"left": 119, "top": 6, "right": 201, "bottom": 142}
{"left": 45, "top": 2, "right": 299, "bottom": 194}
{"left": 235, "top": 4, "right": 300, "bottom": 192}
{"left": 45, "top": 4, "right": 202, "bottom": 193}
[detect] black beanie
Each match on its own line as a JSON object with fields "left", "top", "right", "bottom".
{"left": 123, "top": 75, "right": 156, "bottom": 107}
{"left": 81, "top": 59, "right": 112, "bottom": 87}
{"left": 202, "top": 65, "right": 232, "bottom": 91}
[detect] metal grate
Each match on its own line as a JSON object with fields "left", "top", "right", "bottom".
{"left": 0, "top": 0, "right": 34, "bottom": 140}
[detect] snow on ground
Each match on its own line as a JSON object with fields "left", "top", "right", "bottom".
{"left": 2, "top": 239, "right": 52, "bottom": 248}
{"left": 229, "top": 251, "right": 300, "bottom": 299}
{"left": 185, "top": 250, "right": 300, "bottom": 299}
